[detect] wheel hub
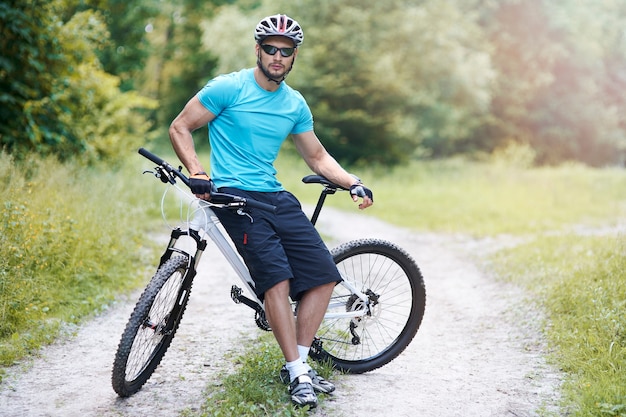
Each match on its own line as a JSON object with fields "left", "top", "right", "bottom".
{"left": 345, "top": 290, "right": 381, "bottom": 345}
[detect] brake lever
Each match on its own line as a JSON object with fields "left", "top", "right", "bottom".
{"left": 152, "top": 166, "right": 176, "bottom": 184}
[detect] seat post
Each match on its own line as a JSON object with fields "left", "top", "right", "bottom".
{"left": 310, "top": 187, "right": 336, "bottom": 225}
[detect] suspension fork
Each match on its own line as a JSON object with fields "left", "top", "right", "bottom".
{"left": 155, "top": 228, "right": 207, "bottom": 334}
{"left": 158, "top": 227, "right": 207, "bottom": 271}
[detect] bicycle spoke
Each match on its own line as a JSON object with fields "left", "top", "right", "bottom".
{"left": 315, "top": 239, "right": 425, "bottom": 373}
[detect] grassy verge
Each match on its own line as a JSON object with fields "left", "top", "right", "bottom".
{"left": 280, "top": 156, "right": 626, "bottom": 237}
{"left": 491, "top": 234, "right": 626, "bottom": 416}
{"left": 0, "top": 152, "right": 162, "bottom": 377}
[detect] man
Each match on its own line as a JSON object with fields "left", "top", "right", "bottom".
{"left": 168, "top": 14, "right": 373, "bottom": 408}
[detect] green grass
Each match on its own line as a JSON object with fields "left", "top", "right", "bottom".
{"left": 279, "top": 155, "right": 626, "bottom": 237}
{"left": 0, "top": 152, "right": 162, "bottom": 375}
{"left": 491, "top": 235, "right": 626, "bottom": 416}
{"left": 202, "top": 152, "right": 626, "bottom": 417}
{"left": 181, "top": 333, "right": 331, "bottom": 417}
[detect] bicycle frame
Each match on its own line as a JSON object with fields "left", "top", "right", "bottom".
{"left": 159, "top": 186, "right": 372, "bottom": 322}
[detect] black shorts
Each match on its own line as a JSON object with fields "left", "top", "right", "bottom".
{"left": 213, "top": 188, "right": 341, "bottom": 301}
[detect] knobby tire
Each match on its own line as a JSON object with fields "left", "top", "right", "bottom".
{"left": 112, "top": 255, "right": 192, "bottom": 397}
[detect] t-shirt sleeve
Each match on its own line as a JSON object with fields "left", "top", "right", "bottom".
{"left": 291, "top": 93, "right": 314, "bottom": 135}
{"left": 196, "top": 73, "right": 239, "bottom": 116}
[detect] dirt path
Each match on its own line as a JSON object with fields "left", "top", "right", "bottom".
{"left": 0, "top": 207, "right": 562, "bottom": 417}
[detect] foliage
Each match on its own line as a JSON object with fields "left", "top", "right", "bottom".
{"left": 150, "top": 0, "right": 220, "bottom": 129}
{"left": 0, "top": 152, "right": 159, "bottom": 371}
{"left": 0, "top": 0, "right": 156, "bottom": 163}
{"left": 78, "top": 0, "right": 160, "bottom": 92}
{"left": 482, "top": 0, "right": 626, "bottom": 166}
{"left": 3, "top": 0, "right": 625, "bottom": 166}
{"left": 199, "top": 0, "right": 494, "bottom": 166}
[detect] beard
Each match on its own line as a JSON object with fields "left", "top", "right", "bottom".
{"left": 257, "top": 55, "right": 293, "bottom": 83}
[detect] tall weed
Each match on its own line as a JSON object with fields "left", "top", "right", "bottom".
{"left": 0, "top": 152, "right": 158, "bottom": 369}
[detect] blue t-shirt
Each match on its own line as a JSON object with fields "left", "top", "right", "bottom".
{"left": 196, "top": 68, "right": 314, "bottom": 191}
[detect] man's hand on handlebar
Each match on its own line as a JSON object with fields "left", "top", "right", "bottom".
{"left": 350, "top": 183, "right": 374, "bottom": 210}
{"left": 189, "top": 173, "right": 216, "bottom": 201}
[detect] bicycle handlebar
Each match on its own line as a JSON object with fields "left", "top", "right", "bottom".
{"left": 139, "top": 147, "right": 190, "bottom": 187}
{"left": 138, "top": 147, "right": 166, "bottom": 167}
{"left": 138, "top": 148, "right": 277, "bottom": 213}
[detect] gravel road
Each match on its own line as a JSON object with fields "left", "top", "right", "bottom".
{"left": 0, "top": 207, "right": 563, "bottom": 417}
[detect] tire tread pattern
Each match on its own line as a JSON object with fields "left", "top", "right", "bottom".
{"left": 111, "top": 255, "right": 192, "bottom": 397}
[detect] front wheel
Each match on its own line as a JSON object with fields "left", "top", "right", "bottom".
{"left": 112, "top": 255, "right": 193, "bottom": 397}
{"left": 312, "top": 239, "right": 426, "bottom": 374}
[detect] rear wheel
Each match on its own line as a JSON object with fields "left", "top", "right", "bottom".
{"left": 311, "top": 239, "right": 426, "bottom": 373}
{"left": 112, "top": 255, "right": 193, "bottom": 397}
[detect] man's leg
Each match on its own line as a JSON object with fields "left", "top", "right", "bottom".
{"left": 287, "top": 281, "right": 337, "bottom": 394}
{"left": 294, "top": 281, "right": 335, "bottom": 347}
{"left": 263, "top": 279, "right": 299, "bottom": 362}
{"left": 264, "top": 279, "right": 318, "bottom": 407}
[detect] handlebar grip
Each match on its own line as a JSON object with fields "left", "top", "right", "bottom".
{"left": 138, "top": 148, "right": 165, "bottom": 166}
{"left": 243, "top": 198, "right": 277, "bottom": 213}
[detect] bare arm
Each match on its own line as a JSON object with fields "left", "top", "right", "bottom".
{"left": 292, "top": 131, "right": 373, "bottom": 209}
{"left": 169, "top": 96, "right": 215, "bottom": 177}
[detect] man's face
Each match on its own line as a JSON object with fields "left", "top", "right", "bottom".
{"left": 256, "top": 36, "right": 298, "bottom": 80}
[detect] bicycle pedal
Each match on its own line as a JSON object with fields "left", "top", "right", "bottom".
{"left": 230, "top": 285, "right": 243, "bottom": 304}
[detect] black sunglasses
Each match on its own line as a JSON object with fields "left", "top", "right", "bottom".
{"left": 260, "top": 44, "right": 296, "bottom": 57}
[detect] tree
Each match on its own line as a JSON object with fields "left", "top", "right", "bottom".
{"left": 79, "top": 0, "right": 161, "bottom": 92}
{"left": 0, "top": 0, "right": 156, "bottom": 163}
{"left": 157, "top": 0, "right": 220, "bottom": 128}
{"left": 150, "top": 0, "right": 626, "bottom": 166}
{"left": 286, "top": 0, "right": 495, "bottom": 164}
{"left": 136, "top": 0, "right": 225, "bottom": 135}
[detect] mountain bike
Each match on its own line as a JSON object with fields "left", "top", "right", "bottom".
{"left": 111, "top": 148, "right": 426, "bottom": 397}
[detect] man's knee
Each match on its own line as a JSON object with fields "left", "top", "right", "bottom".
{"left": 265, "top": 278, "right": 291, "bottom": 300}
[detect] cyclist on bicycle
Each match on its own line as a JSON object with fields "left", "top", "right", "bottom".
{"left": 168, "top": 13, "right": 373, "bottom": 408}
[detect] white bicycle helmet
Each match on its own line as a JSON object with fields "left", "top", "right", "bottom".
{"left": 254, "top": 14, "right": 304, "bottom": 47}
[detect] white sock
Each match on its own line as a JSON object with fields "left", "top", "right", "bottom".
{"left": 297, "top": 345, "right": 311, "bottom": 364}
{"left": 285, "top": 359, "right": 310, "bottom": 383}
